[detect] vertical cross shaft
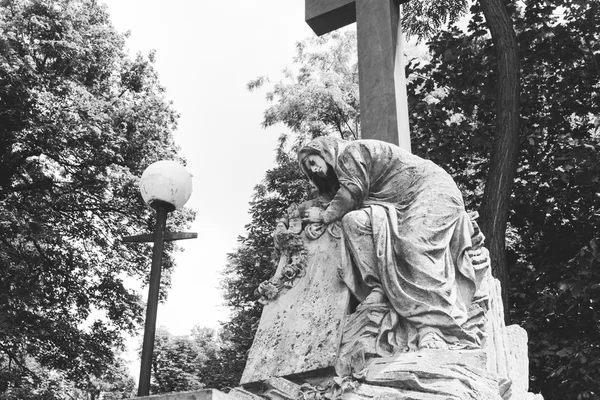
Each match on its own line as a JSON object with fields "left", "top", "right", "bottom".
{"left": 306, "top": 0, "right": 412, "bottom": 151}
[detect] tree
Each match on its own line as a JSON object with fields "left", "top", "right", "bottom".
{"left": 0, "top": 0, "right": 194, "bottom": 396}
{"left": 149, "top": 325, "right": 224, "bottom": 394}
{"left": 401, "top": 0, "right": 469, "bottom": 38}
{"left": 90, "top": 355, "right": 136, "bottom": 400}
{"left": 505, "top": 2, "right": 600, "bottom": 397}
{"left": 0, "top": 354, "right": 135, "bottom": 400}
{"left": 476, "top": 0, "right": 520, "bottom": 312}
{"left": 150, "top": 327, "right": 203, "bottom": 393}
{"left": 247, "top": 31, "right": 360, "bottom": 141}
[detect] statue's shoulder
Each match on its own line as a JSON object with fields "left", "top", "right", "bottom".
{"left": 340, "top": 139, "right": 392, "bottom": 158}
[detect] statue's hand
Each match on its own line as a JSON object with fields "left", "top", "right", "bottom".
{"left": 304, "top": 222, "right": 326, "bottom": 240}
{"left": 302, "top": 207, "right": 324, "bottom": 224}
{"left": 467, "top": 247, "right": 490, "bottom": 267}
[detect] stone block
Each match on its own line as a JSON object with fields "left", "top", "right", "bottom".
{"left": 365, "top": 349, "right": 489, "bottom": 377}
{"left": 342, "top": 382, "right": 451, "bottom": 400}
{"left": 525, "top": 394, "right": 545, "bottom": 400}
{"left": 506, "top": 324, "right": 530, "bottom": 394}
{"left": 261, "top": 377, "right": 302, "bottom": 400}
{"left": 226, "top": 388, "right": 264, "bottom": 400}
{"left": 240, "top": 232, "right": 351, "bottom": 384}
{"left": 484, "top": 277, "right": 509, "bottom": 378}
{"left": 360, "top": 350, "right": 509, "bottom": 400}
{"left": 135, "top": 389, "right": 229, "bottom": 400}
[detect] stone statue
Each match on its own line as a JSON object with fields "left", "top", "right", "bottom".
{"left": 297, "top": 137, "right": 490, "bottom": 353}
{"left": 242, "top": 137, "right": 541, "bottom": 399}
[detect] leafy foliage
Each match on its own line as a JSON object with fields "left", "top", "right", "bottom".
{"left": 401, "top": 0, "right": 469, "bottom": 39}
{"left": 0, "top": 0, "right": 194, "bottom": 396}
{"left": 0, "top": 354, "right": 135, "bottom": 400}
{"left": 150, "top": 326, "right": 222, "bottom": 394}
{"left": 248, "top": 31, "right": 360, "bottom": 141}
{"left": 509, "top": 3, "right": 600, "bottom": 396}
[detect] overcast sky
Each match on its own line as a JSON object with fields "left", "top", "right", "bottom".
{"left": 100, "top": 0, "right": 318, "bottom": 371}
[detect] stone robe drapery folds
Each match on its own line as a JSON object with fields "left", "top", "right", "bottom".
{"left": 299, "top": 138, "right": 489, "bottom": 349}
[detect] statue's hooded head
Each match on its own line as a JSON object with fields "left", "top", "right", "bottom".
{"left": 298, "top": 136, "right": 348, "bottom": 198}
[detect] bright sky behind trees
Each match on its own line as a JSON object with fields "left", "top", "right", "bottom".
{"left": 100, "top": 0, "right": 315, "bottom": 371}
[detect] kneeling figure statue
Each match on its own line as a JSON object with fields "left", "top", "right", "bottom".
{"left": 298, "top": 137, "right": 490, "bottom": 356}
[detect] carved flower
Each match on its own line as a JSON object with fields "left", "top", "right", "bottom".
{"left": 282, "top": 264, "right": 301, "bottom": 281}
{"left": 257, "top": 280, "right": 280, "bottom": 304}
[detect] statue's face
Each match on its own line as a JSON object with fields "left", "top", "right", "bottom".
{"left": 305, "top": 155, "right": 328, "bottom": 178}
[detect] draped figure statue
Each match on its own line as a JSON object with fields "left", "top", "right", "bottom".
{"left": 298, "top": 137, "right": 490, "bottom": 351}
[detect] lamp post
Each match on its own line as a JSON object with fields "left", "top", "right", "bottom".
{"left": 123, "top": 160, "right": 197, "bottom": 397}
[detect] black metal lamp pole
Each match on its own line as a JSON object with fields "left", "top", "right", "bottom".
{"left": 123, "top": 160, "right": 195, "bottom": 397}
{"left": 138, "top": 200, "right": 168, "bottom": 396}
{"left": 124, "top": 200, "right": 196, "bottom": 397}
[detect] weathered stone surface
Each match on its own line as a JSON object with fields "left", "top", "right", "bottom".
{"left": 226, "top": 388, "right": 264, "bottom": 400}
{"left": 524, "top": 394, "right": 545, "bottom": 400}
{"left": 342, "top": 382, "right": 451, "bottom": 400}
{"left": 484, "top": 277, "right": 509, "bottom": 379}
{"left": 135, "top": 389, "right": 228, "bottom": 400}
{"left": 261, "top": 377, "right": 302, "bottom": 400}
{"left": 506, "top": 324, "right": 529, "bottom": 394}
{"left": 336, "top": 303, "right": 391, "bottom": 376}
{"left": 356, "top": 0, "right": 408, "bottom": 149}
{"left": 299, "top": 139, "right": 490, "bottom": 352}
{"left": 374, "top": 348, "right": 488, "bottom": 371}
{"left": 358, "top": 350, "right": 509, "bottom": 400}
{"left": 481, "top": 278, "right": 542, "bottom": 399}
{"left": 240, "top": 231, "right": 350, "bottom": 384}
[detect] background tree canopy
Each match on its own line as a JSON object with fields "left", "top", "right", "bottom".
{"left": 0, "top": 0, "right": 194, "bottom": 398}
{"left": 148, "top": 325, "right": 221, "bottom": 394}
{"left": 220, "top": 1, "right": 600, "bottom": 399}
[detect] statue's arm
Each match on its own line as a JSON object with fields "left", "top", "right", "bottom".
{"left": 302, "top": 186, "right": 355, "bottom": 225}
{"left": 321, "top": 186, "right": 356, "bottom": 224}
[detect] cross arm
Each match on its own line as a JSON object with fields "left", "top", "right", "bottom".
{"left": 123, "top": 232, "right": 198, "bottom": 243}
{"left": 305, "top": 0, "right": 412, "bottom": 36}
{"left": 306, "top": 0, "right": 355, "bottom": 36}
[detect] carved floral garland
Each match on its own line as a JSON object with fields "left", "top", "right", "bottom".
{"left": 257, "top": 229, "right": 308, "bottom": 305}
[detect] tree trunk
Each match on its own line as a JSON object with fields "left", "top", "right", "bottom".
{"left": 478, "top": 0, "right": 520, "bottom": 322}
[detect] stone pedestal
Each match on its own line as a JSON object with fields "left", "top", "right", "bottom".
{"left": 358, "top": 350, "right": 510, "bottom": 400}
{"left": 484, "top": 278, "right": 534, "bottom": 398}
{"left": 135, "top": 389, "right": 229, "bottom": 400}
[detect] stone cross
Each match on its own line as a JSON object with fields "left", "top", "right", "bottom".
{"left": 306, "top": 0, "right": 412, "bottom": 151}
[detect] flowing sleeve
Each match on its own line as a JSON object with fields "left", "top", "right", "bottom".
{"left": 321, "top": 186, "right": 355, "bottom": 224}
{"left": 336, "top": 143, "right": 372, "bottom": 207}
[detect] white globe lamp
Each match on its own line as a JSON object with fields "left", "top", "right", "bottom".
{"left": 139, "top": 160, "right": 192, "bottom": 211}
